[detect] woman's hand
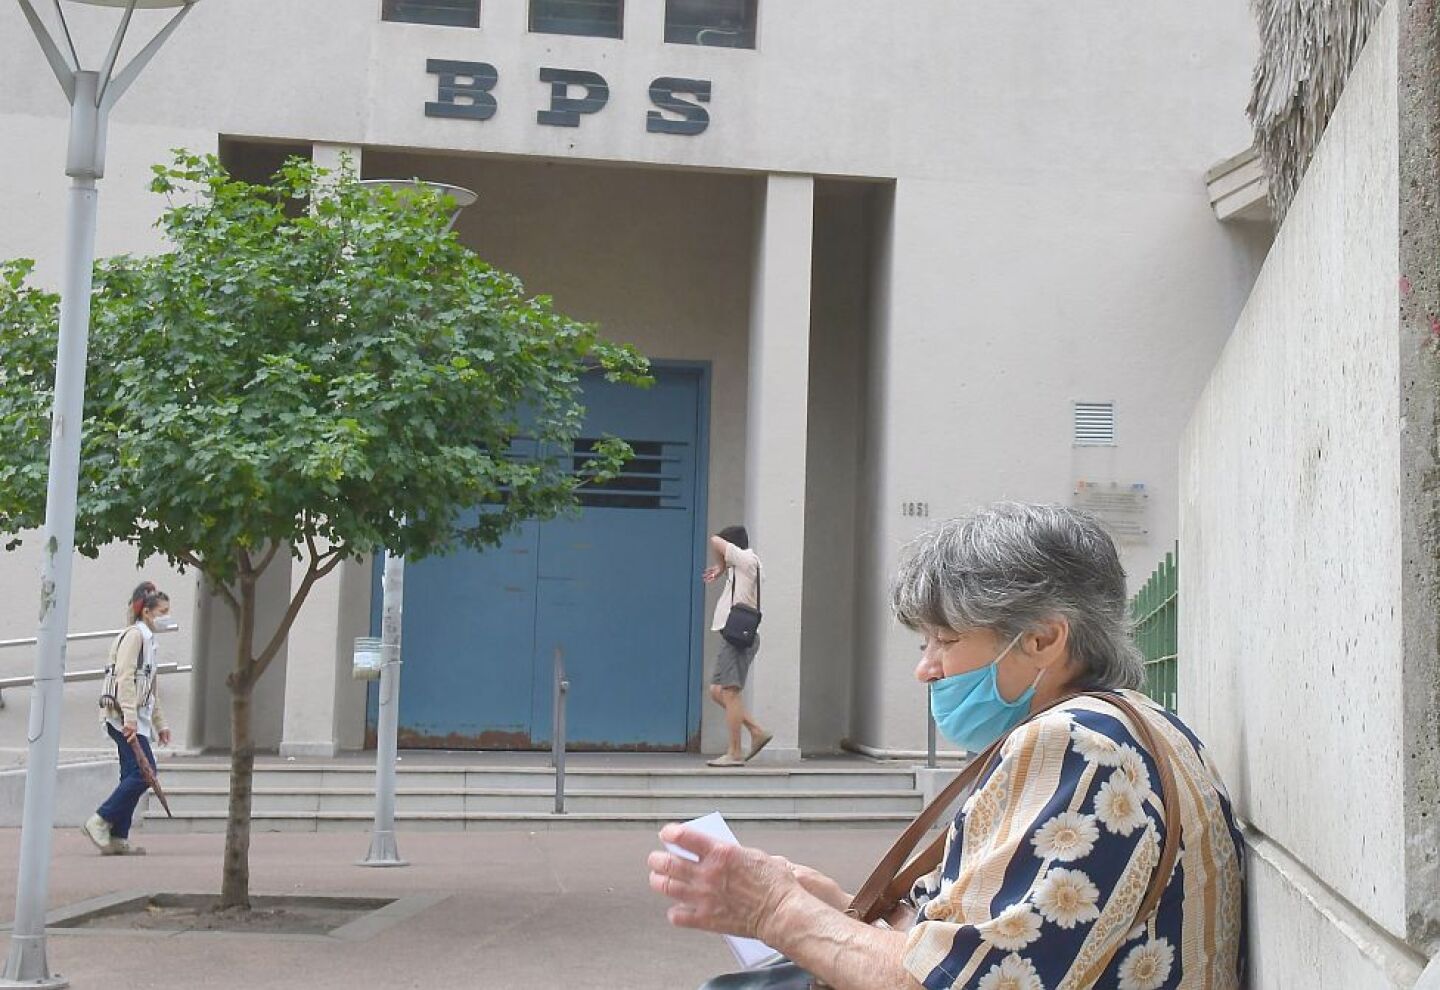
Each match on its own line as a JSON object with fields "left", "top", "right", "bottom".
{"left": 158, "top": 729, "right": 172, "bottom": 747}
{"left": 648, "top": 824, "right": 808, "bottom": 944}
{"left": 122, "top": 721, "right": 137, "bottom": 742}
{"left": 777, "top": 858, "right": 852, "bottom": 912}
{"left": 701, "top": 565, "right": 724, "bottom": 584}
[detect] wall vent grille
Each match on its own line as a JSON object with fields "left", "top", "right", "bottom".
{"left": 1074, "top": 402, "right": 1116, "bottom": 446}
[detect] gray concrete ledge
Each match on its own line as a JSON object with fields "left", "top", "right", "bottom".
{"left": 0, "top": 759, "right": 117, "bottom": 828}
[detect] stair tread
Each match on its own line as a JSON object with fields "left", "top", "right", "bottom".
{"left": 157, "top": 765, "right": 914, "bottom": 777}
{"left": 146, "top": 810, "right": 915, "bottom": 821}
{"left": 157, "top": 786, "right": 920, "bottom": 798}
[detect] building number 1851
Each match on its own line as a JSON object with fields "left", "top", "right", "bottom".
{"left": 902, "top": 502, "right": 930, "bottom": 518}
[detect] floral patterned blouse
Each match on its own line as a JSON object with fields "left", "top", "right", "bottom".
{"left": 903, "top": 690, "right": 1246, "bottom": 990}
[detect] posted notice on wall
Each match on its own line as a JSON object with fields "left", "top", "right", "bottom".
{"left": 1073, "top": 480, "right": 1151, "bottom": 545}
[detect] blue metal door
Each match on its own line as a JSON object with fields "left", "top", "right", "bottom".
{"left": 370, "top": 365, "right": 708, "bottom": 750}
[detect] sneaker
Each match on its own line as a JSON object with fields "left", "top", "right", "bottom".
{"left": 102, "top": 838, "right": 146, "bottom": 856}
{"left": 81, "top": 813, "right": 112, "bottom": 853}
{"left": 745, "top": 730, "right": 774, "bottom": 762}
{"left": 706, "top": 754, "right": 746, "bottom": 767}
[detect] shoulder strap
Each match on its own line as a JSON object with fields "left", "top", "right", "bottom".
{"left": 847, "top": 691, "right": 1182, "bottom": 933}
{"left": 728, "top": 555, "right": 761, "bottom": 611}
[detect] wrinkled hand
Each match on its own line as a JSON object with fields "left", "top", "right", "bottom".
{"left": 777, "top": 858, "right": 852, "bottom": 912}
{"left": 648, "top": 824, "right": 805, "bottom": 943}
{"left": 122, "top": 721, "right": 137, "bottom": 742}
{"left": 702, "top": 566, "right": 724, "bottom": 584}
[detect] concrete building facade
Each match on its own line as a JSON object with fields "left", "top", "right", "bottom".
{"left": 0, "top": 0, "right": 1268, "bottom": 761}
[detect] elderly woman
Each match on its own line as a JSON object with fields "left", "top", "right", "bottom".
{"left": 649, "top": 504, "right": 1245, "bottom": 989}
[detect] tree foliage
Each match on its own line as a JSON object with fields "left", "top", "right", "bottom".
{"left": 0, "top": 151, "right": 649, "bottom": 906}
{"left": 0, "top": 150, "right": 648, "bottom": 613}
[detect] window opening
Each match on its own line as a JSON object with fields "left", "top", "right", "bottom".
{"left": 382, "top": 0, "right": 480, "bottom": 28}
{"left": 574, "top": 438, "right": 674, "bottom": 509}
{"left": 530, "top": 0, "right": 623, "bottom": 38}
{"left": 664, "top": 0, "right": 756, "bottom": 48}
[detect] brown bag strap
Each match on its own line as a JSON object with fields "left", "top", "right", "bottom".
{"left": 847, "top": 691, "right": 1183, "bottom": 933}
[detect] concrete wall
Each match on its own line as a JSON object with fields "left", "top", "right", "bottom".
{"left": 1180, "top": 4, "right": 1437, "bottom": 982}
{"left": 850, "top": 136, "right": 1265, "bottom": 748}
{"left": 0, "top": 1, "right": 1260, "bottom": 186}
{"left": 0, "top": 759, "right": 123, "bottom": 828}
{"left": 0, "top": 0, "right": 1267, "bottom": 755}
{"left": 0, "top": 542, "right": 195, "bottom": 756}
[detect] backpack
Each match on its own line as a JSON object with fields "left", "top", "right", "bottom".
{"left": 99, "top": 626, "right": 150, "bottom": 719}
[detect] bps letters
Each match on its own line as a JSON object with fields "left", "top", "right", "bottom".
{"left": 425, "top": 60, "right": 712, "bottom": 136}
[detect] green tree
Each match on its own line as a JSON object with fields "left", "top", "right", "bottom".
{"left": 0, "top": 153, "right": 648, "bottom": 909}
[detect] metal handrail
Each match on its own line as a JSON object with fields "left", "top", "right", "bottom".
{"left": 0, "top": 663, "right": 191, "bottom": 692}
{"left": 0, "top": 663, "right": 193, "bottom": 709}
{"left": 551, "top": 646, "right": 569, "bottom": 814}
{"left": 0, "top": 628, "right": 191, "bottom": 708}
{"left": 0, "top": 628, "right": 129, "bottom": 650}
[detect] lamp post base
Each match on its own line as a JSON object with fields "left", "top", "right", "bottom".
{"left": 358, "top": 831, "right": 407, "bottom": 868}
{"left": 1, "top": 935, "right": 70, "bottom": 989}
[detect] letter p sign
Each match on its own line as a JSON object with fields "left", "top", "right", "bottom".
{"left": 537, "top": 68, "right": 610, "bottom": 127}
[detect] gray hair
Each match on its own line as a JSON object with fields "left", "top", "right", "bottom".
{"left": 889, "top": 503, "right": 1144, "bottom": 691}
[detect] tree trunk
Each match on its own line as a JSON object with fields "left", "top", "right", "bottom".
{"left": 219, "top": 681, "right": 255, "bottom": 910}
{"left": 218, "top": 578, "right": 257, "bottom": 911}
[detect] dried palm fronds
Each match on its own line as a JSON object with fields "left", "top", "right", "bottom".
{"left": 1248, "top": 0, "right": 1384, "bottom": 220}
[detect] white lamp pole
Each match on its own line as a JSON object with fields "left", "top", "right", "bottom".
{"left": 4, "top": 2, "right": 202, "bottom": 986}
{"left": 355, "top": 180, "right": 476, "bottom": 868}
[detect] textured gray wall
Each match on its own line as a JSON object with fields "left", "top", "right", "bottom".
{"left": 1182, "top": 3, "right": 1437, "bottom": 982}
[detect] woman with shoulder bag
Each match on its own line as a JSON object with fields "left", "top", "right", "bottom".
{"left": 83, "top": 583, "right": 175, "bottom": 856}
{"left": 702, "top": 525, "right": 772, "bottom": 767}
{"left": 650, "top": 504, "right": 1246, "bottom": 989}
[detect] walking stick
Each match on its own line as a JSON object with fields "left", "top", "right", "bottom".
{"left": 128, "top": 735, "right": 173, "bottom": 818}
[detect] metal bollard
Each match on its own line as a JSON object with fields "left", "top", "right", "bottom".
{"left": 552, "top": 647, "right": 569, "bottom": 814}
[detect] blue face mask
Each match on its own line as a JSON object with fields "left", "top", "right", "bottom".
{"left": 928, "top": 632, "right": 1042, "bottom": 753}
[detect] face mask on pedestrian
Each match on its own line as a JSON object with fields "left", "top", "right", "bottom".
{"left": 928, "top": 631, "right": 1043, "bottom": 753}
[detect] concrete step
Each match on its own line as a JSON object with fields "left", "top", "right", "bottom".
{"left": 150, "top": 786, "right": 923, "bottom": 816}
{"left": 154, "top": 763, "right": 916, "bottom": 794}
{"left": 143, "top": 760, "right": 923, "bottom": 830}
{"left": 142, "top": 809, "right": 918, "bottom": 833}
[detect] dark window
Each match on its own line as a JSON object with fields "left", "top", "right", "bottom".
{"left": 382, "top": 0, "right": 480, "bottom": 28}
{"left": 664, "top": 0, "right": 756, "bottom": 48}
{"left": 530, "top": 0, "right": 623, "bottom": 38}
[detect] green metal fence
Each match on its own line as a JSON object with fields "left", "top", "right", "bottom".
{"left": 1131, "top": 545, "right": 1178, "bottom": 711}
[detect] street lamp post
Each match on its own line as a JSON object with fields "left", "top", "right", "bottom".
{"left": 4, "top": 2, "right": 203, "bottom": 986}
{"left": 355, "top": 180, "right": 476, "bottom": 869}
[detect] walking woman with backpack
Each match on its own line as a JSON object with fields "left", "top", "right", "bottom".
{"left": 83, "top": 582, "right": 175, "bottom": 856}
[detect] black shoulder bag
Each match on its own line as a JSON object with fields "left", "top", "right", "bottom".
{"left": 720, "top": 560, "right": 762, "bottom": 649}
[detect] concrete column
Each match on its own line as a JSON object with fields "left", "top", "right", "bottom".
{"left": 279, "top": 554, "right": 373, "bottom": 756}
{"left": 190, "top": 555, "right": 293, "bottom": 752}
{"left": 274, "top": 141, "right": 369, "bottom": 758}
{"left": 744, "top": 174, "right": 814, "bottom": 763}
{"left": 313, "top": 142, "right": 361, "bottom": 178}
{"left": 280, "top": 551, "right": 343, "bottom": 758}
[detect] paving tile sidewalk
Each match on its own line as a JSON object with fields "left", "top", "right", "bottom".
{"left": 0, "top": 825, "right": 898, "bottom": 989}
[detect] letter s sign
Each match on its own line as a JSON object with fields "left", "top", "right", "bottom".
{"left": 647, "top": 77, "right": 712, "bottom": 136}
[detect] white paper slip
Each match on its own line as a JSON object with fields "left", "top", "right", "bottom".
{"left": 665, "top": 812, "right": 786, "bottom": 970}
